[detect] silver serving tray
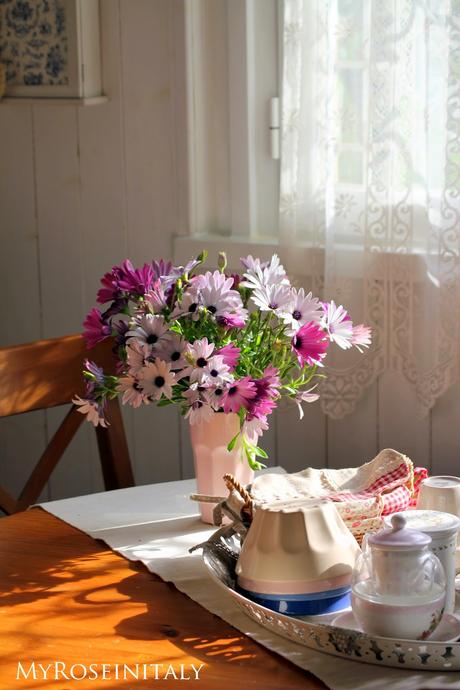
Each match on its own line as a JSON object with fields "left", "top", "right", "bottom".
{"left": 199, "top": 524, "right": 460, "bottom": 672}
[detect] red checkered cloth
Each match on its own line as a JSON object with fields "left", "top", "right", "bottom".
{"left": 410, "top": 466, "right": 429, "bottom": 507}
{"left": 329, "top": 463, "right": 428, "bottom": 521}
{"left": 250, "top": 452, "right": 429, "bottom": 542}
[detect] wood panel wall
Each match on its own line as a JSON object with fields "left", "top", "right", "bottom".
{"left": 0, "top": 0, "right": 458, "bottom": 504}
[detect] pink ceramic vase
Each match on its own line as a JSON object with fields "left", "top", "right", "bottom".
{"left": 189, "top": 412, "right": 254, "bottom": 524}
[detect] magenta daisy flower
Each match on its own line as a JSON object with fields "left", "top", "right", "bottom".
{"left": 217, "top": 312, "right": 247, "bottom": 329}
{"left": 291, "top": 322, "right": 329, "bottom": 367}
{"left": 246, "top": 366, "right": 280, "bottom": 420}
{"left": 118, "top": 260, "right": 154, "bottom": 296}
{"left": 83, "top": 308, "right": 111, "bottom": 349}
{"left": 221, "top": 377, "right": 257, "bottom": 413}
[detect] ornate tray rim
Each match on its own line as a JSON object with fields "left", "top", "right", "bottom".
{"left": 199, "top": 525, "right": 460, "bottom": 672}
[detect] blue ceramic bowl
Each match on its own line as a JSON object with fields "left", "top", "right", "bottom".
{"left": 237, "top": 584, "right": 351, "bottom": 616}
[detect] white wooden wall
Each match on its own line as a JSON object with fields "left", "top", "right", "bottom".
{"left": 0, "top": 0, "right": 458, "bottom": 505}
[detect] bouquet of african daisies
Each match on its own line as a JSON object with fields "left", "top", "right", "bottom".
{"left": 75, "top": 251, "right": 371, "bottom": 468}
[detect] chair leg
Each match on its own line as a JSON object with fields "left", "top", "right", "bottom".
{"left": 95, "top": 397, "right": 134, "bottom": 490}
{"left": 0, "top": 486, "right": 17, "bottom": 515}
{"left": 16, "top": 406, "right": 84, "bottom": 512}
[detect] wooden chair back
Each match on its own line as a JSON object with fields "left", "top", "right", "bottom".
{"left": 0, "top": 334, "right": 134, "bottom": 514}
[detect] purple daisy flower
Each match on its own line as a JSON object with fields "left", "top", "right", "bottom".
{"left": 83, "top": 308, "right": 111, "bottom": 349}
{"left": 84, "top": 359, "right": 105, "bottom": 384}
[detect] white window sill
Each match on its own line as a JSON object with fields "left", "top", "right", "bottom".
{"left": 174, "top": 234, "right": 430, "bottom": 282}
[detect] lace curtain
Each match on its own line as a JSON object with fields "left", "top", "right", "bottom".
{"left": 280, "top": 0, "right": 460, "bottom": 419}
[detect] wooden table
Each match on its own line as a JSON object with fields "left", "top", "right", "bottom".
{"left": 0, "top": 509, "right": 326, "bottom": 689}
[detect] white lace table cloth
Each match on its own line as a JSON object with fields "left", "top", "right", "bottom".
{"left": 39, "top": 479, "right": 460, "bottom": 690}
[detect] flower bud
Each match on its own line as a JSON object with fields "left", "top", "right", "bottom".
{"left": 218, "top": 251, "right": 227, "bottom": 272}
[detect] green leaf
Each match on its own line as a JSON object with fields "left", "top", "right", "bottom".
{"left": 227, "top": 433, "right": 240, "bottom": 452}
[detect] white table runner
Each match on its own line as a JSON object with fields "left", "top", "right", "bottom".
{"left": 39, "top": 479, "right": 460, "bottom": 690}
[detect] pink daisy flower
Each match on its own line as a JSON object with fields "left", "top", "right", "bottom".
{"left": 291, "top": 322, "right": 329, "bottom": 367}
{"left": 295, "top": 385, "right": 320, "bottom": 419}
{"left": 138, "top": 360, "right": 176, "bottom": 400}
{"left": 73, "top": 396, "right": 108, "bottom": 427}
{"left": 352, "top": 324, "right": 372, "bottom": 353}
{"left": 221, "top": 377, "right": 257, "bottom": 413}
{"left": 117, "top": 376, "right": 148, "bottom": 408}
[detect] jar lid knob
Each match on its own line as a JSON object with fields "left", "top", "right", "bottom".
{"left": 391, "top": 514, "right": 407, "bottom": 532}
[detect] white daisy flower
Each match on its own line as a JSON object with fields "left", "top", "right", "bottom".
{"left": 126, "top": 314, "right": 170, "bottom": 348}
{"left": 321, "top": 301, "right": 353, "bottom": 350}
{"left": 203, "top": 385, "right": 226, "bottom": 410}
{"left": 196, "top": 270, "right": 243, "bottom": 317}
{"left": 183, "top": 388, "right": 215, "bottom": 425}
{"left": 126, "top": 340, "right": 151, "bottom": 375}
{"left": 182, "top": 337, "right": 215, "bottom": 381}
{"left": 171, "top": 287, "right": 201, "bottom": 321}
{"left": 281, "top": 288, "right": 323, "bottom": 332}
{"left": 201, "top": 355, "right": 234, "bottom": 386}
{"left": 117, "top": 376, "right": 148, "bottom": 408}
{"left": 73, "top": 396, "right": 108, "bottom": 427}
{"left": 138, "top": 359, "right": 176, "bottom": 400}
{"left": 241, "top": 254, "right": 289, "bottom": 291}
{"left": 243, "top": 416, "right": 269, "bottom": 439}
{"left": 251, "top": 283, "right": 292, "bottom": 313}
{"left": 157, "top": 334, "right": 188, "bottom": 370}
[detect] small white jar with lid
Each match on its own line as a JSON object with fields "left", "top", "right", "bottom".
{"left": 384, "top": 510, "right": 460, "bottom": 613}
{"left": 352, "top": 515, "right": 446, "bottom": 639}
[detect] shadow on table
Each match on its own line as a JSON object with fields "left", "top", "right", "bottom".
{"left": 0, "top": 535, "right": 112, "bottom": 607}
{"left": 76, "top": 568, "right": 259, "bottom": 667}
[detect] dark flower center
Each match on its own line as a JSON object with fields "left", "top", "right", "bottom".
{"left": 293, "top": 336, "right": 302, "bottom": 349}
{"left": 146, "top": 334, "right": 158, "bottom": 345}
{"left": 197, "top": 357, "right": 207, "bottom": 367}
{"left": 214, "top": 388, "right": 223, "bottom": 397}
{"left": 228, "top": 386, "right": 237, "bottom": 396}
{"left": 293, "top": 309, "right": 302, "bottom": 321}
{"left": 207, "top": 305, "right": 217, "bottom": 314}
{"left": 171, "top": 351, "right": 181, "bottom": 361}
{"left": 210, "top": 369, "right": 219, "bottom": 377}
{"left": 154, "top": 376, "right": 165, "bottom": 387}
{"left": 269, "top": 301, "right": 278, "bottom": 309}
{"left": 188, "top": 303, "right": 197, "bottom": 313}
